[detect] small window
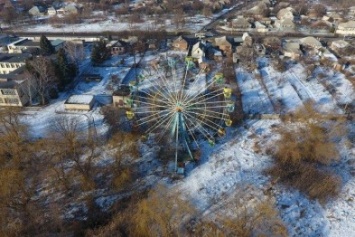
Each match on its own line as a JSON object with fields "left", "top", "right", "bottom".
{"left": 1, "top": 89, "right": 16, "bottom": 95}
{"left": 5, "top": 98, "right": 19, "bottom": 104}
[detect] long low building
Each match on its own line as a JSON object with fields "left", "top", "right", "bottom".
{"left": 0, "top": 75, "right": 37, "bottom": 107}
{"left": 64, "top": 94, "right": 95, "bottom": 111}
{"left": 336, "top": 21, "right": 355, "bottom": 35}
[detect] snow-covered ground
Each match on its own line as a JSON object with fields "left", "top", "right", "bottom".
{"left": 173, "top": 118, "right": 355, "bottom": 237}
{"left": 19, "top": 13, "right": 211, "bottom": 33}
{"left": 18, "top": 47, "right": 355, "bottom": 237}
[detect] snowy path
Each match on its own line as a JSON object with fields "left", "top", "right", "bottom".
{"left": 260, "top": 66, "right": 303, "bottom": 113}
{"left": 235, "top": 68, "right": 274, "bottom": 114}
{"left": 315, "top": 68, "right": 355, "bottom": 107}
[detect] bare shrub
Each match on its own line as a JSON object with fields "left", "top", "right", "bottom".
{"left": 267, "top": 102, "right": 344, "bottom": 202}
{"left": 190, "top": 190, "right": 287, "bottom": 237}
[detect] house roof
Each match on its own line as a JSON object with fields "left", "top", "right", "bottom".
{"left": 0, "top": 53, "right": 31, "bottom": 63}
{"left": 255, "top": 21, "right": 267, "bottom": 29}
{"left": 50, "top": 39, "right": 65, "bottom": 47}
{"left": 113, "top": 85, "right": 130, "bottom": 96}
{"left": 214, "top": 36, "right": 232, "bottom": 46}
{"left": 232, "top": 17, "right": 250, "bottom": 27}
{"left": 173, "top": 36, "right": 187, "bottom": 43}
{"left": 192, "top": 41, "right": 205, "bottom": 51}
{"left": 13, "top": 38, "right": 40, "bottom": 47}
{"left": 0, "top": 80, "right": 18, "bottom": 89}
{"left": 330, "top": 40, "right": 349, "bottom": 49}
{"left": 65, "top": 94, "right": 94, "bottom": 104}
{"left": 277, "top": 8, "right": 293, "bottom": 20}
{"left": 300, "top": 36, "right": 322, "bottom": 48}
{"left": 338, "top": 21, "right": 355, "bottom": 29}
{"left": 283, "top": 41, "right": 300, "bottom": 53}
{"left": 281, "top": 18, "right": 295, "bottom": 26}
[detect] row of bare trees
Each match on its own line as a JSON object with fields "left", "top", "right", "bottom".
{"left": 24, "top": 40, "right": 84, "bottom": 105}
{"left": 0, "top": 107, "right": 142, "bottom": 236}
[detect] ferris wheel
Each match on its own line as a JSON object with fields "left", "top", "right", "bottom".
{"left": 125, "top": 54, "right": 235, "bottom": 172}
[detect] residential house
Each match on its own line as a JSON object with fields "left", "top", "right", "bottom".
{"left": 319, "top": 48, "right": 337, "bottom": 61}
{"left": 214, "top": 36, "right": 233, "bottom": 56}
{"left": 282, "top": 41, "right": 302, "bottom": 59}
{"left": 325, "top": 12, "right": 343, "bottom": 22}
{"left": 28, "top": 6, "right": 46, "bottom": 17}
{"left": 47, "top": 7, "right": 56, "bottom": 16}
{"left": 274, "top": 18, "right": 295, "bottom": 30}
{"left": 0, "top": 53, "right": 30, "bottom": 74}
{"left": 7, "top": 38, "right": 40, "bottom": 54}
{"left": 50, "top": 39, "right": 65, "bottom": 51}
{"left": 349, "top": 6, "right": 355, "bottom": 16}
{"left": 329, "top": 40, "right": 352, "bottom": 57}
{"left": 259, "top": 17, "right": 272, "bottom": 26}
{"left": 242, "top": 33, "right": 253, "bottom": 48}
{"left": 300, "top": 36, "right": 322, "bottom": 49}
{"left": 336, "top": 21, "right": 355, "bottom": 35}
{"left": 0, "top": 73, "right": 37, "bottom": 107}
{"left": 112, "top": 85, "right": 131, "bottom": 108}
{"left": 7, "top": 38, "right": 64, "bottom": 54}
{"left": 64, "top": 4, "right": 78, "bottom": 15}
{"left": 277, "top": 8, "right": 294, "bottom": 20}
{"left": 107, "top": 40, "right": 126, "bottom": 55}
{"left": 246, "top": 2, "right": 269, "bottom": 18}
{"left": 56, "top": 7, "right": 65, "bottom": 15}
{"left": 255, "top": 21, "right": 268, "bottom": 32}
{"left": 172, "top": 36, "right": 189, "bottom": 51}
{"left": 64, "top": 94, "right": 95, "bottom": 111}
{"left": 231, "top": 17, "right": 251, "bottom": 29}
{"left": 191, "top": 42, "right": 205, "bottom": 59}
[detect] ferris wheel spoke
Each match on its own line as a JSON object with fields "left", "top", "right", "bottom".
{"left": 154, "top": 68, "right": 179, "bottom": 103}
{"left": 143, "top": 74, "right": 176, "bottom": 103}
{"left": 189, "top": 106, "right": 229, "bottom": 117}
{"left": 184, "top": 111, "right": 223, "bottom": 133}
{"left": 146, "top": 110, "right": 176, "bottom": 134}
{"left": 182, "top": 115, "right": 200, "bottom": 147}
{"left": 184, "top": 88, "right": 225, "bottom": 106}
{"left": 184, "top": 92, "right": 223, "bottom": 106}
{"left": 134, "top": 99, "right": 172, "bottom": 109}
{"left": 136, "top": 109, "right": 172, "bottom": 127}
{"left": 183, "top": 76, "right": 223, "bottom": 103}
{"left": 146, "top": 81, "right": 175, "bottom": 104}
{"left": 183, "top": 113, "right": 214, "bottom": 142}
{"left": 137, "top": 93, "right": 173, "bottom": 105}
{"left": 186, "top": 109, "right": 225, "bottom": 121}
{"left": 155, "top": 112, "right": 178, "bottom": 144}
{"left": 185, "top": 110, "right": 225, "bottom": 130}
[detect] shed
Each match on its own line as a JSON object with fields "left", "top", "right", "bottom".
{"left": 64, "top": 94, "right": 95, "bottom": 111}
{"left": 112, "top": 85, "right": 131, "bottom": 108}
{"left": 81, "top": 74, "right": 103, "bottom": 82}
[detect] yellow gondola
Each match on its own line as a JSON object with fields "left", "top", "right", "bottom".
{"left": 217, "top": 128, "right": 226, "bottom": 137}
{"left": 126, "top": 110, "right": 135, "bottom": 120}
{"left": 223, "top": 87, "right": 232, "bottom": 98}
{"left": 225, "top": 119, "right": 232, "bottom": 127}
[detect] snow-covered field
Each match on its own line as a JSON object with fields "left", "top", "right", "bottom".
{"left": 19, "top": 13, "right": 211, "bottom": 33}
{"left": 18, "top": 48, "right": 355, "bottom": 236}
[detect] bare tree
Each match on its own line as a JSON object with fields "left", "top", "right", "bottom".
{"left": 313, "top": 4, "right": 327, "bottom": 18}
{"left": 26, "top": 57, "right": 57, "bottom": 105}
{"left": 64, "top": 41, "right": 85, "bottom": 65}
{"left": 172, "top": 8, "right": 186, "bottom": 31}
